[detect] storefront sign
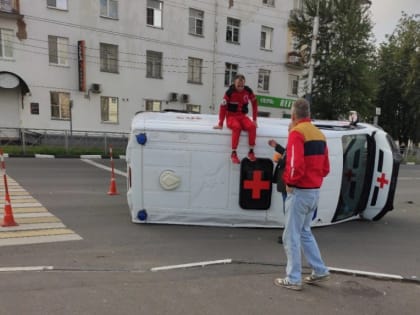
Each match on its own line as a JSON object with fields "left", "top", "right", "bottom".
{"left": 256, "top": 95, "right": 295, "bottom": 109}
{"left": 78, "top": 40, "right": 86, "bottom": 92}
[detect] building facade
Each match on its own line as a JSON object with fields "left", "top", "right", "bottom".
{"left": 0, "top": 0, "right": 305, "bottom": 135}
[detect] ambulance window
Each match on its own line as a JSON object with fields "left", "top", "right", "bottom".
{"left": 333, "top": 134, "right": 372, "bottom": 221}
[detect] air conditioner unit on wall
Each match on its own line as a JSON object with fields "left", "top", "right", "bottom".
{"left": 169, "top": 92, "right": 178, "bottom": 102}
{"left": 90, "top": 83, "right": 101, "bottom": 93}
{"left": 180, "top": 94, "right": 189, "bottom": 103}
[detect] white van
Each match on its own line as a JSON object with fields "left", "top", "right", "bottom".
{"left": 126, "top": 112, "right": 401, "bottom": 227}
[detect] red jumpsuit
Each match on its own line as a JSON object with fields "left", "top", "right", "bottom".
{"left": 217, "top": 85, "right": 258, "bottom": 150}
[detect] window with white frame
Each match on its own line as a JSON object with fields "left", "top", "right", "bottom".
{"left": 0, "top": 29, "right": 13, "bottom": 58}
{"left": 101, "top": 96, "right": 119, "bottom": 123}
{"left": 145, "top": 100, "right": 162, "bottom": 112}
{"left": 189, "top": 8, "right": 204, "bottom": 36}
{"left": 100, "top": 0, "right": 118, "bottom": 19}
{"left": 258, "top": 69, "right": 270, "bottom": 92}
{"left": 188, "top": 57, "right": 203, "bottom": 84}
{"left": 47, "top": 0, "right": 68, "bottom": 10}
{"left": 186, "top": 104, "right": 201, "bottom": 113}
{"left": 226, "top": 17, "right": 240, "bottom": 44}
{"left": 288, "top": 74, "right": 299, "bottom": 96}
{"left": 100, "top": 43, "right": 118, "bottom": 73}
{"left": 50, "top": 91, "right": 70, "bottom": 120}
{"left": 224, "top": 62, "right": 238, "bottom": 86}
{"left": 147, "top": 0, "right": 163, "bottom": 28}
{"left": 48, "top": 35, "right": 69, "bottom": 66}
{"left": 260, "top": 26, "right": 273, "bottom": 50}
{"left": 146, "top": 50, "right": 163, "bottom": 79}
{"left": 262, "top": 0, "right": 275, "bottom": 6}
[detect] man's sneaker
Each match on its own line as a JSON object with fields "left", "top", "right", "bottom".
{"left": 303, "top": 273, "right": 330, "bottom": 284}
{"left": 231, "top": 152, "right": 240, "bottom": 164}
{"left": 247, "top": 150, "right": 256, "bottom": 161}
{"left": 274, "top": 278, "right": 302, "bottom": 291}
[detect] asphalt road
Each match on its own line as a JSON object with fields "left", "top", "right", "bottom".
{"left": 0, "top": 159, "right": 419, "bottom": 315}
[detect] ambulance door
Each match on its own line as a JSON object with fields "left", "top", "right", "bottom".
{"left": 332, "top": 134, "right": 375, "bottom": 222}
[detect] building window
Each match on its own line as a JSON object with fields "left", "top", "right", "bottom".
{"left": 288, "top": 74, "right": 299, "bottom": 96}
{"left": 189, "top": 8, "right": 204, "bottom": 36}
{"left": 47, "top": 0, "right": 67, "bottom": 10}
{"left": 48, "top": 35, "right": 68, "bottom": 66}
{"left": 258, "top": 69, "right": 270, "bottom": 92}
{"left": 145, "top": 100, "right": 162, "bottom": 112}
{"left": 262, "top": 0, "right": 275, "bottom": 6}
{"left": 101, "top": 96, "right": 119, "bottom": 123}
{"left": 226, "top": 17, "right": 240, "bottom": 44}
{"left": 186, "top": 104, "right": 201, "bottom": 113}
{"left": 147, "top": 0, "right": 163, "bottom": 28}
{"left": 260, "top": 26, "right": 273, "bottom": 50}
{"left": 100, "top": 43, "right": 118, "bottom": 73}
{"left": 50, "top": 91, "right": 70, "bottom": 120}
{"left": 146, "top": 50, "right": 163, "bottom": 79}
{"left": 188, "top": 57, "right": 203, "bottom": 84}
{"left": 100, "top": 0, "right": 118, "bottom": 19}
{"left": 224, "top": 63, "right": 238, "bottom": 86}
{"left": 0, "top": 29, "right": 13, "bottom": 58}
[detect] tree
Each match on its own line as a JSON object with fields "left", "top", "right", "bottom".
{"left": 288, "top": 0, "right": 376, "bottom": 120}
{"left": 376, "top": 13, "right": 420, "bottom": 144}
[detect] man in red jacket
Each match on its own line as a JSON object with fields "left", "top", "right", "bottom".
{"left": 274, "top": 98, "right": 330, "bottom": 291}
{"left": 213, "top": 74, "right": 258, "bottom": 164}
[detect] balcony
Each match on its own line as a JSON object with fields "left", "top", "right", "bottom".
{"left": 0, "top": 0, "right": 26, "bottom": 40}
{"left": 285, "top": 51, "right": 306, "bottom": 70}
{"left": 0, "top": 0, "right": 19, "bottom": 15}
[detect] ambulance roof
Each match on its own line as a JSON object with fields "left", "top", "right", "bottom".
{"left": 131, "top": 112, "right": 378, "bottom": 138}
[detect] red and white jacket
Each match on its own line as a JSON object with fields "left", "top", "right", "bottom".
{"left": 283, "top": 118, "right": 330, "bottom": 189}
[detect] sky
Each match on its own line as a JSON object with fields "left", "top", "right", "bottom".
{"left": 370, "top": 0, "right": 420, "bottom": 44}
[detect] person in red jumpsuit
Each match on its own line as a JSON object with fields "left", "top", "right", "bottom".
{"left": 213, "top": 74, "right": 258, "bottom": 164}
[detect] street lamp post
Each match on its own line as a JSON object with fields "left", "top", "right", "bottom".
{"left": 305, "top": 0, "right": 320, "bottom": 107}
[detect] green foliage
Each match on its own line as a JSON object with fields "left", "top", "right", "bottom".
{"left": 376, "top": 13, "right": 420, "bottom": 144}
{"left": 289, "top": 0, "right": 376, "bottom": 120}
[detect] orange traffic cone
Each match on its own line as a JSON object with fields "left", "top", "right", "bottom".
{"left": 2, "top": 195, "right": 18, "bottom": 227}
{"left": 107, "top": 145, "right": 119, "bottom": 195}
{"left": 1, "top": 147, "right": 18, "bottom": 227}
{"left": 107, "top": 176, "right": 119, "bottom": 195}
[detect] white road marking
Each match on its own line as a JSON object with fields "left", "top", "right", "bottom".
{"left": 328, "top": 266, "right": 404, "bottom": 280}
{"left": 151, "top": 259, "right": 233, "bottom": 272}
{"left": 0, "top": 266, "right": 54, "bottom": 272}
{"left": 81, "top": 158, "right": 127, "bottom": 177}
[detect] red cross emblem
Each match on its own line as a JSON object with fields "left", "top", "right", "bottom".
{"left": 376, "top": 173, "right": 389, "bottom": 189}
{"left": 344, "top": 169, "right": 354, "bottom": 182}
{"left": 243, "top": 170, "right": 271, "bottom": 199}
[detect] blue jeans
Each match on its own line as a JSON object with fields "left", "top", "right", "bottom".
{"left": 282, "top": 188, "right": 329, "bottom": 284}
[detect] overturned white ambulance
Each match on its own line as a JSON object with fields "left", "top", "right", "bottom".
{"left": 126, "top": 112, "right": 401, "bottom": 227}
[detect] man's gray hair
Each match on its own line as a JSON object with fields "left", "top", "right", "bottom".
{"left": 292, "top": 98, "right": 310, "bottom": 119}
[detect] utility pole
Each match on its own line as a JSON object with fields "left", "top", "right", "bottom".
{"left": 305, "top": 0, "right": 320, "bottom": 107}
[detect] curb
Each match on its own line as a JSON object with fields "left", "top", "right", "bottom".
{"left": 2, "top": 154, "right": 126, "bottom": 159}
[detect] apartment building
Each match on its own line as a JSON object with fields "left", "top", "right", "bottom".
{"left": 0, "top": 0, "right": 305, "bottom": 134}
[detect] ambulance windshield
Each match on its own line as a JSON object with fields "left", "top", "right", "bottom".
{"left": 333, "top": 134, "right": 373, "bottom": 221}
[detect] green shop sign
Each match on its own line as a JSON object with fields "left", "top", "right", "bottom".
{"left": 256, "top": 95, "right": 295, "bottom": 109}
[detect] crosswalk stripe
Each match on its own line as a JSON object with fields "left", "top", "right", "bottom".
{"left": 0, "top": 228, "right": 75, "bottom": 239}
{"left": 0, "top": 234, "right": 82, "bottom": 247}
{"left": 0, "top": 175, "right": 82, "bottom": 246}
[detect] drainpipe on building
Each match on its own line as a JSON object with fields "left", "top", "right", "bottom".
{"left": 210, "top": 1, "right": 218, "bottom": 113}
